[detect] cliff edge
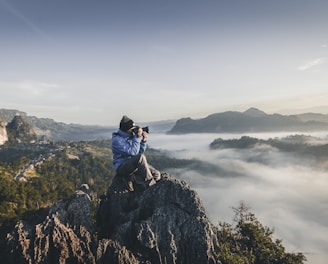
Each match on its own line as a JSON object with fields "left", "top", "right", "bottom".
{"left": 5, "top": 174, "right": 220, "bottom": 264}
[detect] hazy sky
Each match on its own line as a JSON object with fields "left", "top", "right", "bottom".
{"left": 1, "top": 0, "right": 328, "bottom": 125}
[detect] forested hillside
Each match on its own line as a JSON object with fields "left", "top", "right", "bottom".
{"left": 210, "top": 134, "right": 328, "bottom": 160}
{"left": 0, "top": 141, "right": 111, "bottom": 226}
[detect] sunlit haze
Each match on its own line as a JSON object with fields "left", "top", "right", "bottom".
{"left": 1, "top": 0, "right": 328, "bottom": 125}
{"left": 150, "top": 132, "right": 328, "bottom": 264}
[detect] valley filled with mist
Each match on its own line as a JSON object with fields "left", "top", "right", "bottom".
{"left": 149, "top": 132, "right": 328, "bottom": 264}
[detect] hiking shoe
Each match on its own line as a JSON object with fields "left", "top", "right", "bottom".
{"left": 148, "top": 178, "right": 156, "bottom": 187}
{"left": 154, "top": 173, "right": 161, "bottom": 182}
{"left": 151, "top": 170, "right": 161, "bottom": 182}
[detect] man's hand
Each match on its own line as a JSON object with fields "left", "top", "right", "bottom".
{"left": 142, "top": 131, "right": 148, "bottom": 142}
{"left": 136, "top": 127, "right": 143, "bottom": 137}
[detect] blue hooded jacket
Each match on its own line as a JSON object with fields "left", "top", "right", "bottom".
{"left": 111, "top": 129, "right": 147, "bottom": 171}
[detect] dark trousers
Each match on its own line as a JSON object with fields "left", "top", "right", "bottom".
{"left": 116, "top": 154, "right": 160, "bottom": 184}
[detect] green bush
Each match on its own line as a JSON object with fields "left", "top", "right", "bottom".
{"left": 216, "top": 202, "right": 306, "bottom": 264}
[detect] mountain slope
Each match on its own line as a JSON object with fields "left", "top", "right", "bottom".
{"left": 169, "top": 108, "right": 328, "bottom": 134}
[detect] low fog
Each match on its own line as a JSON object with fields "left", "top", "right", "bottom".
{"left": 150, "top": 132, "right": 328, "bottom": 264}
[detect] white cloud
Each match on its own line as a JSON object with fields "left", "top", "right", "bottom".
{"left": 0, "top": 79, "right": 63, "bottom": 100}
{"left": 17, "top": 80, "right": 60, "bottom": 95}
{"left": 298, "top": 57, "right": 326, "bottom": 71}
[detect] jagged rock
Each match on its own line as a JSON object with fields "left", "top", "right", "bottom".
{"left": 96, "top": 239, "right": 140, "bottom": 264}
{"left": 6, "top": 115, "right": 37, "bottom": 143}
{"left": 5, "top": 175, "right": 220, "bottom": 264}
{"left": 6, "top": 185, "right": 95, "bottom": 264}
{"left": 97, "top": 173, "right": 220, "bottom": 264}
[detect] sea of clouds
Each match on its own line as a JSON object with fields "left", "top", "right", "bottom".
{"left": 150, "top": 132, "right": 328, "bottom": 264}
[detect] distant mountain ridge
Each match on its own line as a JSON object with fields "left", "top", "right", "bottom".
{"left": 0, "top": 109, "right": 175, "bottom": 141}
{"left": 0, "top": 109, "right": 117, "bottom": 141}
{"left": 169, "top": 107, "right": 328, "bottom": 134}
{"left": 2, "top": 108, "right": 328, "bottom": 140}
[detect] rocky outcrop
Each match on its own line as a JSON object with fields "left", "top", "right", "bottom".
{"left": 0, "top": 113, "right": 8, "bottom": 145}
{"left": 6, "top": 115, "right": 37, "bottom": 143}
{"left": 5, "top": 184, "right": 95, "bottom": 263}
{"left": 98, "top": 173, "right": 220, "bottom": 263}
{"left": 5, "top": 175, "right": 220, "bottom": 264}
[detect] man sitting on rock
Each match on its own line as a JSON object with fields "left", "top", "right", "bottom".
{"left": 111, "top": 115, "right": 161, "bottom": 191}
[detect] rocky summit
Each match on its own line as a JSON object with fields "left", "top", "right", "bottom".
{"left": 6, "top": 115, "right": 37, "bottom": 143}
{"left": 4, "top": 174, "right": 220, "bottom": 264}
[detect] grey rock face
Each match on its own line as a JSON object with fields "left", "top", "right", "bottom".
{"left": 98, "top": 173, "right": 220, "bottom": 264}
{"left": 0, "top": 113, "right": 8, "bottom": 145}
{"left": 5, "top": 175, "right": 220, "bottom": 264}
{"left": 6, "top": 115, "right": 37, "bottom": 143}
{"left": 6, "top": 186, "right": 95, "bottom": 264}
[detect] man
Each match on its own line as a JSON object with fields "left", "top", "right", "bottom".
{"left": 111, "top": 115, "right": 161, "bottom": 191}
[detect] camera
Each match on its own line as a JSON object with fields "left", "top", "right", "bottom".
{"left": 133, "top": 126, "right": 149, "bottom": 134}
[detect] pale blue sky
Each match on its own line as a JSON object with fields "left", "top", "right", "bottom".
{"left": 1, "top": 0, "right": 327, "bottom": 125}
